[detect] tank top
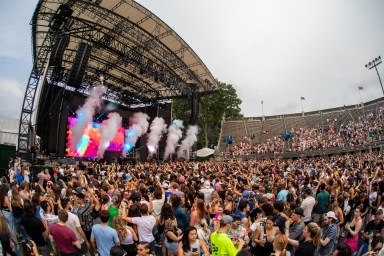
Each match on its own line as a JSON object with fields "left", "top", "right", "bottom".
{"left": 184, "top": 239, "right": 201, "bottom": 255}
{"left": 120, "top": 227, "right": 134, "bottom": 245}
{"left": 258, "top": 226, "right": 277, "bottom": 241}
{"left": 346, "top": 224, "right": 356, "bottom": 238}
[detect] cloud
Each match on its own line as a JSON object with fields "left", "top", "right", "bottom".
{"left": 0, "top": 1, "right": 35, "bottom": 60}
{"left": 136, "top": 0, "right": 384, "bottom": 117}
{"left": 0, "top": 78, "right": 24, "bottom": 120}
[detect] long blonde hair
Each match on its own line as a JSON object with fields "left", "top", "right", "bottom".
{"left": 0, "top": 213, "right": 7, "bottom": 237}
{"left": 199, "top": 218, "right": 210, "bottom": 235}
{"left": 273, "top": 234, "right": 288, "bottom": 256}
{"left": 112, "top": 215, "right": 128, "bottom": 240}
{"left": 307, "top": 222, "right": 322, "bottom": 247}
{"left": 11, "top": 187, "right": 23, "bottom": 207}
{"left": 164, "top": 218, "right": 176, "bottom": 231}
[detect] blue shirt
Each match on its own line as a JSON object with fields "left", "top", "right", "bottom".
{"left": 15, "top": 172, "right": 23, "bottom": 185}
{"left": 276, "top": 189, "right": 288, "bottom": 202}
{"left": 174, "top": 206, "right": 189, "bottom": 232}
{"left": 319, "top": 224, "right": 338, "bottom": 255}
{"left": 165, "top": 191, "right": 172, "bottom": 203}
{"left": 91, "top": 224, "right": 119, "bottom": 256}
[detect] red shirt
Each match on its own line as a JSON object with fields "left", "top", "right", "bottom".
{"left": 50, "top": 224, "right": 78, "bottom": 253}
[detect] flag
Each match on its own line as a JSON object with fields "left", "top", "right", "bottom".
{"left": 261, "top": 100, "right": 263, "bottom": 105}
{"left": 358, "top": 86, "right": 364, "bottom": 90}
{"left": 301, "top": 97, "right": 305, "bottom": 100}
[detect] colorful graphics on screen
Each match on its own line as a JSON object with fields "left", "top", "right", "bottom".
{"left": 66, "top": 117, "right": 125, "bottom": 157}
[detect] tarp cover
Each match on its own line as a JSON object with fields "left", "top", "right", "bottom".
{"left": 0, "top": 119, "right": 19, "bottom": 146}
{"left": 196, "top": 148, "right": 215, "bottom": 157}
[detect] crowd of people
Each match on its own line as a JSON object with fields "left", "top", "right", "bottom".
{"left": 223, "top": 111, "right": 384, "bottom": 156}
{"left": 1, "top": 150, "right": 384, "bottom": 256}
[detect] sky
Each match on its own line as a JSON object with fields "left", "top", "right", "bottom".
{"left": 0, "top": 0, "right": 383, "bottom": 121}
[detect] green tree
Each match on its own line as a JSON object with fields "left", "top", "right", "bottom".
{"left": 172, "top": 81, "right": 243, "bottom": 148}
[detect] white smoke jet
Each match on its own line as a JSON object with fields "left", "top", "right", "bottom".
{"left": 97, "top": 112, "right": 122, "bottom": 158}
{"left": 123, "top": 112, "right": 149, "bottom": 155}
{"left": 147, "top": 117, "right": 167, "bottom": 156}
{"left": 70, "top": 85, "right": 107, "bottom": 151}
{"left": 179, "top": 125, "right": 199, "bottom": 153}
{"left": 163, "top": 119, "right": 184, "bottom": 160}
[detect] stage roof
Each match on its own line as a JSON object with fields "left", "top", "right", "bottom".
{"left": 32, "top": 0, "right": 218, "bottom": 104}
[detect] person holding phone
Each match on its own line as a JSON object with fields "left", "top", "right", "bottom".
{"left": 178, "top": 226, "right": 210, "bottom": 256}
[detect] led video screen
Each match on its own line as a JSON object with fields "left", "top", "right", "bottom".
{"left": 65, "top": 117, "right": 125, "bottom": 157}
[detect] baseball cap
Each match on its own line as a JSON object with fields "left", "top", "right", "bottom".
{"left": 324, "top": 211, "right": 338, "bottom": 220}
{"left": 231, "top": 214, "right": 242, "bottom": 221}
{"left": 293, "top": 207, "right": 304, "bottom": 216}
{"left": 162, "top": 181, "right": 170, "bottom": 189}
{"left": 220, "top": 215, "right": 233, "bottom": 225}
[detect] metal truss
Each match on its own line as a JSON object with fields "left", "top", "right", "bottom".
{"left": 18, "top": 8, "right": 61, "bottom": 158}
{"left": 19, "top": 0, "right": 217, "bottom": 159}
{"left": 32, "top": 1, "right": 217, "bottom": 101}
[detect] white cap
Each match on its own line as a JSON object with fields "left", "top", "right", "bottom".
{"left": 162, "top": 181, "right": 170, "bottom": 189}
{"left": 324, "top": 211, "right": 337, "bottom": 220}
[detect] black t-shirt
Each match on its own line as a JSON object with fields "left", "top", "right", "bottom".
{"left": 11, "top": 204, "right": 23, "bottom": 218}
{"left": 21, "top": 215, "right": 46, "bottom": 247}
{"left": 294, "top": 240, "right": 316, "bottom": 256}
{"left": 364, "top": 219, "right": 384, "bottom": 244}
{"left": 274, "top": 214, "right": 287, "bottom": 234}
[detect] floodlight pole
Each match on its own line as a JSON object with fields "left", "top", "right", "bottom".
{"left": 358, "top": 87, "right": 363, "bottom": 106}
{"left": 261, "top": 100, "right": 264, "bottom": 116}
{"left": 365, "top": 56, "right": 383, "bottom": 95}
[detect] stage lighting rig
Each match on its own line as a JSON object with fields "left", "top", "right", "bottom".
{"left": 50, "top": 4, "right": 73, "bottom": 32}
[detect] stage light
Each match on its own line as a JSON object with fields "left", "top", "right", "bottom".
{"left": 365, "top": 55, "right": 384, "bottom": 95}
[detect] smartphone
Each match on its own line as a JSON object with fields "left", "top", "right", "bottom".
{"left": 192, "top": 248, "right": 198, "bottom": 253}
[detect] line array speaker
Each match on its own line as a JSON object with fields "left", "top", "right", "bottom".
{"left": 49, "top": 35, "right": 70, "bottom": 67}
{"left": 67, "top": 42, "right": 93, "bottom": 88}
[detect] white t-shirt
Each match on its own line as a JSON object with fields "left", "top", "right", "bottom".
{"left": 66, "top": 211, "right": 84, "bottom": 243}
{"left": 200, "top": 188, "right": 215, "bottom": 203}
{"left": 151, "top": 195, "right": 165, "bottom": 217}
{"left": 301, "top": 196, "right": 316, "bottom": 222}
{"left": 9, "top": 169, "right": 15, "bottom": 183}
{"left": 132, "top": 215, "right": 156, "bottom": 243}
{"left": 23, "top": 170, "right": 30, "bottom": 183}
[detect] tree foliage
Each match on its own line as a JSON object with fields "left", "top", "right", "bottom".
{"left": 172, "top": 81, "right": 243, "bottom": 148}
